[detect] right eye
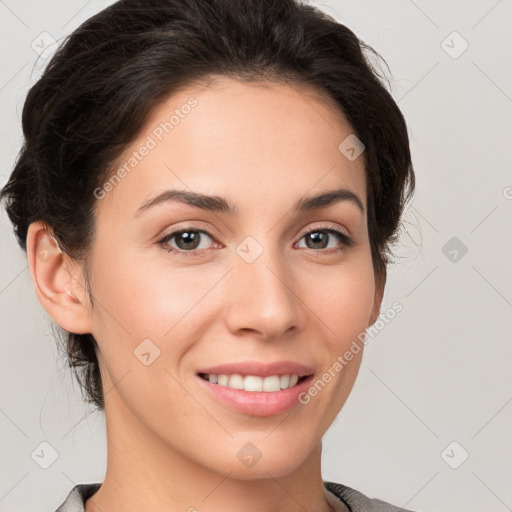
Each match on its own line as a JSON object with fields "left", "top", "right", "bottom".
{"left": 158, "top": 228, "right": 219, "bottom": 258}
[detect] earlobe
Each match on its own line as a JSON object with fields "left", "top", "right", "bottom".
{"left": 26, "top": 221, "right": 93, "bottom": 334}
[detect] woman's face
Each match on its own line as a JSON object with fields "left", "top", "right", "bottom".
{"left": 84, "top": 76, "right": 382, "bottom": 478}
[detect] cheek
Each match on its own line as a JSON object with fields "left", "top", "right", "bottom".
{"left": 88, "top": 243, "right": 227, "bottom": 358}
{"left": 300, "top": 256, "right": 375, "bottom": 398}
{"left": 303, "top": 258, "right": 376, "bottom": 344}
{"left": 101, "top": 271, "right": 196, "bottom": 335}
{"left": 86, "top": 247, "right": 222, "bottom": 418}
{"left": 299, "top": 267, "right": 373, "bottom": 422}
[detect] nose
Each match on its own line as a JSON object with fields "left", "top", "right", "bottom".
{"left": 222, "top": 245, "right": 303, "bottom": 341}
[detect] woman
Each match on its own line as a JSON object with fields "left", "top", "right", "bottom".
{"left": 0, "top": 0, "right": 417, "bottom": 510}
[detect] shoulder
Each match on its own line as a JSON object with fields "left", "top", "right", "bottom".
{"left": 55, "top": 483, "right": 101, "bottom": 512}
{"left": 324, "top": 481, "right": 421, "bottom": 512}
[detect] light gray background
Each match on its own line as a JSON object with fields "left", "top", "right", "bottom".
{"left": 1, "top": 1, "right": 511, "bottom": 511}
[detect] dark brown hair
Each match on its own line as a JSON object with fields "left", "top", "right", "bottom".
{"left": 0, "top": 0, "right": 415, "bottom": 411}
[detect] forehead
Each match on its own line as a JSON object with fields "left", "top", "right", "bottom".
{"left": 95, "top": 76, "right": 367, "bottom": 219}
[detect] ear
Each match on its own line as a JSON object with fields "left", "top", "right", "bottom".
{"left": 369, "top": 270, "right": 386, "bottom": 326}
{"left": 26, "top": 221, "right": 93, "bottom": 334}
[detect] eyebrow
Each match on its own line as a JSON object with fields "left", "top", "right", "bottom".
{"left": 135, "top": 186, "right": 365, "bottom": 217}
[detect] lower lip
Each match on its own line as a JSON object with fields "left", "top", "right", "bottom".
{"left": 196, "top": 375, "right": 314, "bottom": 417}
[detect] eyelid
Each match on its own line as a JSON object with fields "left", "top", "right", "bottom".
{"left": 157, "top": 221, "right": 350, "bottom": 244}
{"left": 297, "top": 222, "right": 350, "bottom": 239}
{"left": 156, "top": 220, "right": 220, "bottom": 242}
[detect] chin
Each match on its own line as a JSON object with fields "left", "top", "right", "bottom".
{"left": 198, "top": 434, "right": 317, "bottom": 481}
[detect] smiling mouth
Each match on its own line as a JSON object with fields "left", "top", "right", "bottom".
{"left": 197, "top": 373, "right": 309, "bottom": 392}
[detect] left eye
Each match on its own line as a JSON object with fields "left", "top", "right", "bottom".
{"left": 296, "top": 228, "right": 351, "bottom": 251}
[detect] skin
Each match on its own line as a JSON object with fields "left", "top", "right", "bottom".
{"left": 27, "top": 76, "right": 384, "bottom": 512}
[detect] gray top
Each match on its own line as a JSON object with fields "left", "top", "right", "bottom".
{"left": 55, "top": 481, "right": 418, "bottom": 512}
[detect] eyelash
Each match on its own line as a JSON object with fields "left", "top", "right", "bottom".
{"left": 157, "top": 225, "right": 353, "bottom": 259}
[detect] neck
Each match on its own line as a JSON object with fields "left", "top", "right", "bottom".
{"left": 84, "top": 394, "right": 337, "bottom": 512}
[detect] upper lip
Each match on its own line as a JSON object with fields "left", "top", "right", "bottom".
{"left": 196, "top": 361, "right": 315, "bottom": 378}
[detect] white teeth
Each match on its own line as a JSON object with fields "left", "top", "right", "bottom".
{"left": 262, "top": 375, "right": 281, "bottom": 392}
{"left": 228, "top": 374, "right": 244, "bottom": 389}
{"left": 204, "top": 373, "right": 302, "bottom": 392}
{"left": 244, "top": 375, "right": 263, "bottom": 392}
